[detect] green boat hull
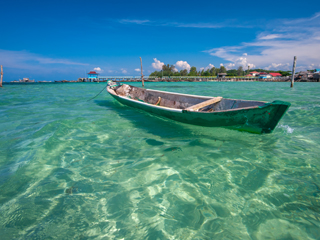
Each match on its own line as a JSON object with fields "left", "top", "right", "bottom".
{"left": 109, "top": 93, "right": 290, "bottom": 134}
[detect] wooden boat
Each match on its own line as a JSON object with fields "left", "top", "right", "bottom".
{"left": 106, "top": 82, "right": 290, "bottom": 134}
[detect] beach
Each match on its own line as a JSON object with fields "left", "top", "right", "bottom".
{"left": 1, "top": 82, "right": 320, "bottom": 239}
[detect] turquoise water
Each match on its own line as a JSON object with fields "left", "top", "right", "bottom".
{"left": 1, "top": 82, "right": 320, "bottom": 239}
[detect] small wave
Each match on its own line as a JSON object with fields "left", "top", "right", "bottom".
{"left": 278, "top": 124, "right": 294, "bottom": 134}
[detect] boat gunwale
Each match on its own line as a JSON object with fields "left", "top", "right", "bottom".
{"left": 106, "top": 86, "right": 272, "bottom": 113}
{"left": 109, "top": 83, "right": 269, "bottom": 103}
{"left": 107, "top": 87, "right": 183, "bottom": 112}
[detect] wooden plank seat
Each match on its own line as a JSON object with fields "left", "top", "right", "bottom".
{"left": 185, "top": 97, "right": 222, "bottom": 111}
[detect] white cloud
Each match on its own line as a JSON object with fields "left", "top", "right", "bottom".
{"left": 226, "top": 63, "right": 235, "bottom": 70}
{"left": 265, "top": 63, "right": 290, "bottom": 70}
{"left": 119, "top": 19, "right": 150, "bottom": 24}
{"left": 205, "top": 63, "right": 215, "bottom": 70}
{"left": 234, "top": 57, "right": 255, "bottom": 69}
{"left": 121, "top": 68, "right": 127, "bottom": 74}
{"left": 247, "top": 63, "right": 256, "bottom": 69}
{"left": 93, "top": 67, "right": 103, "bottom": 72}
{"left": 258, "top": 34, "right": 283, "bottom": 40}
{"left": 308, "top": 63, "right": 320, "bottom": 69}
{"left": 0, "top": 49, "right": 88, "bottom": 70}
{"left": 200, "top": 67, "right": 204, "bottom": 71}
{"left": 0, "top": 49, "right": 91, "bottom": 80}
{"left": 117, "top": 19, "right": 252, "bottom": 29}
{"left": 134, "top": 68, "right": 140, "bottom": 72}
{"left": 175, "top": 60, "right": 191, "bottom": 71}
{"left": 152, "top": 58, "right": 164, "bottom": 70}
{"left": 205, "top": 12, "right": 320, "bottom": 70}
{"left": 220, "top": 63, "right": 224, "bottom": 67}
{"left": 176, "top": 23, "right": 224, "bottom": 28}
{"left": 283, "top": 11, "right": 320, "bottom": 24}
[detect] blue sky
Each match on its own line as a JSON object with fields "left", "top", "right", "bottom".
{"left": 1, "top": 0, "right": 320, "bottom": 81}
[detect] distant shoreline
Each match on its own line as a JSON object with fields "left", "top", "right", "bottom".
{"left": 2, "top": 78, "right": 319, "bottom": 84}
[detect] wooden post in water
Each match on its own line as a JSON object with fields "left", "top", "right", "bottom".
{"left": 140, "top": 57, "right": 144, "bottom": 87}
{"left": 0, "top": 65, "right": 3, "bottom": 87}
{"left": 291, "top": 56, "right": 297, "bottom": 88}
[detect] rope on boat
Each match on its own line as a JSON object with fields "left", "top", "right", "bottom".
{"left": 87, "top": 83, "right": 109, "bottom": 101}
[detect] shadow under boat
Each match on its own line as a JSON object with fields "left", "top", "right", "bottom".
{"left": 94, "top": 99, "right": 281, "bottom": 150}
{"left": 95, "top": 99, "right": 196, "bottom": 139}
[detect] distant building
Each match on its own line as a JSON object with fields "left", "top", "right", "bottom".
{"left": 250, "top": 71, "right": 259, "bottom": 76}
{"left": 258, "top": 72, "right": 271, "bottom": 79}
{"left": 297, "top": 71, "right": 313, "bottom": 79}
{"left": 258, "top": 73, "right": 271, "bottom": 78}
{"left": 87, "top": 71, "right": 99, "bottom": 80}
{"left": 315, "top": 69, "right": 320, "bottom": 73}
{"left": 269, "top": 73, "right": 282, "bottom": 78}
{"left": 217, "top": 73, "right": 227, "bottom": 78}
{"left": 256, "top": 72, "right": 282, "bottom": 79}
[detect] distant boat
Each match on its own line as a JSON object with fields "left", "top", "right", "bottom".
{"left": 106, "top": 82, "right": 290, "bottom": 134}
{"left": 19, "top": 78, "right": 35, "bottom": 83}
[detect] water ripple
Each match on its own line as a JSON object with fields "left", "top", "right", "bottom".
{"left": 0, "top": 82, "right": 320, "bottom": 239}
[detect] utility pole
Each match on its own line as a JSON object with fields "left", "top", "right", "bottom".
{"left": 140, "top": 57, "right": 144, "bottom": 87}
{"left": 291, "top": 56, "right": 297, "bottom": 88}
{"left": 0, "top": 65, "right": 3, "bottom": 87}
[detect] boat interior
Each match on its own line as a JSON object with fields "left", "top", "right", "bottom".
{"left": 110, "top": 84, "right": 266, "bottom": 112}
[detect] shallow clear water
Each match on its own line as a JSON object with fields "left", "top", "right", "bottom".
{"left": 1, "top": 82, "right": 320, "bottom": 239}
